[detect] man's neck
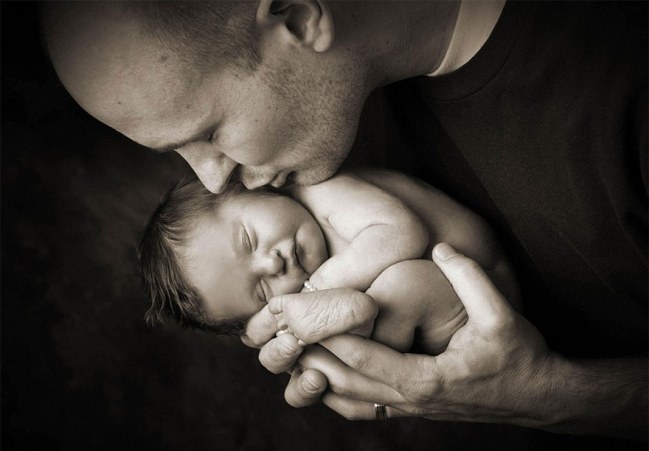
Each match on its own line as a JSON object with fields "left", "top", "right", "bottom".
{"left": 331, "top": 1, "right": 504, "bottom": 90}
{"left": 429, "top": 0, "right": 506, "bottom": 76}
{"left": 332, "top": 1, "right": 460, "bottom": 87}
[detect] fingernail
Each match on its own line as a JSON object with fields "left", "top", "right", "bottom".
{"left": 434, "top": 243, "right": 459, "bottom": 261}
{"left": 297, "top": 339, "right": 306, "bottom": 347}
{"left": 278, "top": 334, "right": 299, "bottom": 357}
{"left": 301, "top": 374, "right": 321, "bottom": 394}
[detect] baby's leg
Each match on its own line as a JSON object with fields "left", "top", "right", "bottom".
{"left": 367, "top": 259, "right": 467, "bottom": 354}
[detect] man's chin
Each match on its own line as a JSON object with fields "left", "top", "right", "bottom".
{"left": 292, "top": 168, "right": 339, "bottom": 186}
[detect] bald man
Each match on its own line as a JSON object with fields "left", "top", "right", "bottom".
{"left": 43, "top": 1, "right": 647, "bottom": 440}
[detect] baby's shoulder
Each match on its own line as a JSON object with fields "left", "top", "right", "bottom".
{"left": 293, "top": 172, "right": 378, "bottom": 198}
{"left": 290, "top": 171, "right": 408, "bottom": 217}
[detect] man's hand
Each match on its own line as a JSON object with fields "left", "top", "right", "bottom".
{"left": 283, "top": 244, "right": 647, "bottom": 438}
{"left": 242, "top": 288, "right": 378, "bottom": 406}
{"left": 304, "top": 243, "right": 557, "bottom": 424}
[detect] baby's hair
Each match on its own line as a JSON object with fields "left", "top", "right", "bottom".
{"left": 139, "top": 176, "right": 248, "bottom": 336}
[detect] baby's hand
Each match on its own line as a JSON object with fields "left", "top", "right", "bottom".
{"left": 274, "top": 280, "right": 321, "bottom": 344}
{"left": 274, "top": 279, "right": 367, "bottom": 348}
{"left": 268, "top": 288, "right": 378, "bottom": 345}
{"left": 300, "top": 279, "right": 318, "bottom": 293}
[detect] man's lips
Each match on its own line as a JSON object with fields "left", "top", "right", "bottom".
{"left": 270, "top": 171, "right": 297, "bottom": 189}
{"left": 270, "top": 172, "right": 288, "bottom": 188}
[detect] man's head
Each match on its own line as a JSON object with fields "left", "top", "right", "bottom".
{"left": 139, "top": 177, "right": 327, "bottom": 333}
{"left": 42, "top": 1, "right": 369, "bottom": 193}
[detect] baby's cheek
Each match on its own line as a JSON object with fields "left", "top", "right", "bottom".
{"left": 296, "top": 222, "right": 328, "bottom": 274}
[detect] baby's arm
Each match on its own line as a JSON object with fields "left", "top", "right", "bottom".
{"left": 355, "top": 168, "right": 521, "bottom": 310}
{"left": 368, "top": 259, "right": 467, "bottom": 354}
{"left": 289, "top": 174, "right": 429, "bottom": 292}
{"left": 271, "top": 259, "right": 466, "bottom": 356}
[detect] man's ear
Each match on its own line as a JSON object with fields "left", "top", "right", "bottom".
{"left": 256, "top": 0, "right": 334, "bottom": 53}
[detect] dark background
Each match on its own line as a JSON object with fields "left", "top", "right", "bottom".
{"left": 1, "top": 3, "right": 644, "bottom": 451}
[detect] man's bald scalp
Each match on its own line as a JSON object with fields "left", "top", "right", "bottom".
{"left": 41, "top": 1, "right": 260, "bottom": 74}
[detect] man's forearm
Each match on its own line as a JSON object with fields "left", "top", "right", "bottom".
{"left": 542, "top": 355, "right": 647, "bottom": 439}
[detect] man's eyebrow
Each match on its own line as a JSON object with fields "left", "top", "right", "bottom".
{"left": 146, "top": 125, "right": 215, "bottom": 153}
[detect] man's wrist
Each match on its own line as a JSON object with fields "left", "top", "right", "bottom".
{"left": 533, "top": 353, "right": 648, "bottom": 439}
{"left": 533, "top": 352, "right": 577, "bottom": 429}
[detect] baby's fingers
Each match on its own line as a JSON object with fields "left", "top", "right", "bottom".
{"left": 268, "top": 289, "right": 378, "bottom": 344}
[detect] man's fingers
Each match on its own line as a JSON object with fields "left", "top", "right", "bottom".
{"left": 258, "top": 333, "right": 304, "bottom": 374}
{"left": 242, "top": 305, "right": 277, "bottom": 348}
{"left": 318, "top": 335, "right": 432, "bottom": 400}
{"left": 432, "top": 243, "right": 512, "bottom": 325}
{"left": 284, "top": 368, "right": 328, "bottom": 408}
{"left": 322, "top": 393, "right": 406, "bottom": 421}
{"left": 268, "top": 289, "right": 377, "bottom": 344}
{"left": 298, "top": 342, "right": 405, "bottom": 405}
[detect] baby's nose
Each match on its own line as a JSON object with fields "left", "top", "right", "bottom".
{"left": 255, "top": 250, "right": 285, "bottom": 276}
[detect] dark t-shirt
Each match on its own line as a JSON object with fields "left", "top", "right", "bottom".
{"left": 380, "top": 1, "right": 647, "bottom": 357}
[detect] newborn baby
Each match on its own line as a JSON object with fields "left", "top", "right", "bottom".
{"left": 140, "top": 169, "right": 519, "bottom": 354}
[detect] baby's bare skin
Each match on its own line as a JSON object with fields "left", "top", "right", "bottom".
{"left": 270, "top": 259, "right": 467, "bottom": 356}
{"left": 263, "top": 169, "right": 518, "bottom": 356}
{"left": 247, "top": 170, "right": 519, "bottom": 362}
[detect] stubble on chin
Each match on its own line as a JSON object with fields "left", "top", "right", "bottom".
{"left": 292, "top": 162, "right": 341, "bottom": 187}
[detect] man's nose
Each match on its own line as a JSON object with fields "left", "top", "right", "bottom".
{"left": 252, "top": 250, "right": 285, "bottom": 277}
{"left": 175, "top": 145, "right": 238, "bottom": 193}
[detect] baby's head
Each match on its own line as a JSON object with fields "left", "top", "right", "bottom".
{"left": 139, "top": 177, "right": 328, "bottom": 335}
